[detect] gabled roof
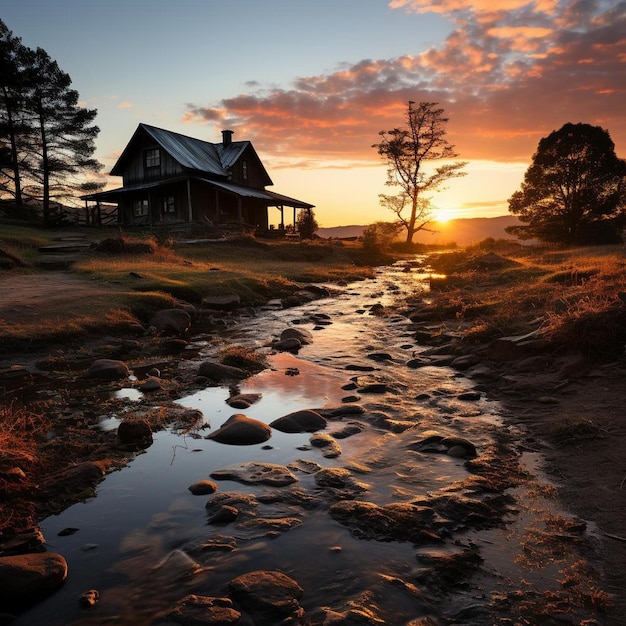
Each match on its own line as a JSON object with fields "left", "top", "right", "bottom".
{"left": 110, "top": 123, "right": 272, "bottom": 185}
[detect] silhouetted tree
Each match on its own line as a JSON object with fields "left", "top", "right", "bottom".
{"left": 508, "top": 123, "right": 626, "bottom": 244}
{"left": 0, "top": 19, "right": 102, "bottom": 223}
{"left": 296, "top": 208, "right": 319, "bottom": 239}
{"left": 0, "top": 20, "right": 28, "bottom": 210}
{"left": 373, "top": 101, "right": 466, "bottom": 244}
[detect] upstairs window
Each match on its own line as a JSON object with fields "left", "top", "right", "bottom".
{"left": 242, "top": 160, "right": 248, "bottom": 181}
{"left": 144, "top": 148, "right": 160, "bottom": 169}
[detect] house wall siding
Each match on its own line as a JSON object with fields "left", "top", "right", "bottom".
{"left": 122, "top": 136, "right": 183, "bottom": 185}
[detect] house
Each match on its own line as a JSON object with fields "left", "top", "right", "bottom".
{"left": 81, "top": 123, "right": 314, "bottom": 233}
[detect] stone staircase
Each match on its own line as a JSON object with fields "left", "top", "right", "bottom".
{"left": 36, "top": 234, "right": 94, "bottom": 269}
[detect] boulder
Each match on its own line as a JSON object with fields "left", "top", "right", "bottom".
{"left": 271, "top": 337, "right": 303, "bottom": 352}
{"left": 207, "top": 414, "right": 271, "bottom": 445}
{"left": 228, "top": 570, "right": 303, "bottom": 619}
{"left": 165, "top": 594, "right": 241, "bottom": 625}
{"left": 309, "top": 433, "right": 342, "bottom": 458}
{"left": 198, "top": 361, "right": 249, "bottom": 382}
{"left": 85, "top": 359, "right": 129, "bottom": 380}
{"left": 0, "top": 552, "right": 68, "bottom": 609}
{"left": 270, "top": 409, "right": 327, "bottom": 433}
{"left": 150, "top": 309, "right": 192, "bottom": 335}
{"left": 117, "top": 418, "right": 153, "bottom": 447}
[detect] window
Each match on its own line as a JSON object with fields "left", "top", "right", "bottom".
{"left": 242, "top": 160, "right": 248, "bottom": 181}
{"left": 144, "top": 148, "right": 160, "bottom": 169}
{"left": 161, "top": 195, "right": 175, "bottom": 216}
{"left": 133, "top": 199, "right": 149, "bottom": 217}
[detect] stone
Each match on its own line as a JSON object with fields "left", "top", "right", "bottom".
{"left": 117, "top": 418, "right": 153, "bottom": 447}
{"left": 228, "top": 570, "right": 303, "bottom": 618}
{"left": 271, "top": 337, "right": 302, "bottom": 353}
{"left": 0, "top": 552, "right": 68, "bottom": 609}
{"left": 226, "top": 393, "right": 262, "bottom": 409}
{"left": 85, "top": 358, "right": 129, "bottom": 380}
{"left": 165, "top": 594, "right": 241, "bottom": 625}
{"left": 207, "top": 414, "right": 271, "bottom": 445}
{"left": 79, "top": 589, "right": 99, "bottom": 608}
{"left": 270, "top": 409, "right": 327, "bottom": 433}
{"left": 161, "top": 338, "right": 189, "bottom": 354}
{"left": 309, "top": 433, "right": 342, "bottom": 458}
{"left": 198, "top": 361, "right": 249, "bottom": 382}
{"left": 201, "top": 293, "right": 241, "bottom": 310}
{"left": 137, "top": 376, "right": 163, "bottom": 392}
{"left": 210, "top": 462, "right": 297, "bottom": 487}
{"left": 208, "top": 505, "right": 239, "bottom": 524}
{"left": 280, "top": 327, "right": 313, "bottom": 345}
{"left": 188, "top": 480, "right": 218, "bottom": 495}
{"left": 150, "top": 308, "right": 192, "bottom": 335}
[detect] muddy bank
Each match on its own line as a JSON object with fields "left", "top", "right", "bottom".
{"left": 0, "top": 259, "right": 619, "bottom": 625}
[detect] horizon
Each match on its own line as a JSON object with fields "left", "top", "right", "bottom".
{"left": 3, "top": 1, "right": 625, "bottom": 227}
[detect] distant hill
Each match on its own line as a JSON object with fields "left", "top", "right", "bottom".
{"left": 317, "top": 215, "right": 521, "bottom": 246}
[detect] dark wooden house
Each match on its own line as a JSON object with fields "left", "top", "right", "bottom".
{"left": 82, "top": 123, "right": 313, "bottom": 232}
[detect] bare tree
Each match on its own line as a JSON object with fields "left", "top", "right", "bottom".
{"left": 373, "top": 101, "right": 466, "bottom": 243}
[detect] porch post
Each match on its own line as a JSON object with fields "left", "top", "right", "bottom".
{"left": 237, "top": 197, "right": 243, "bottom": 223}
{"left": 187, "top": 179, "right": 193, "bottom": 221}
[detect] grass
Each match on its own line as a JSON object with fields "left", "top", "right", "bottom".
{"left": 0, "top": 224, "right": 374, "bottom": 352}
{"left": 423, "top": 240, "right": 626, "bottom": 358}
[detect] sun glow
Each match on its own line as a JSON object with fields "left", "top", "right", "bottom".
{"left": 432, "top": 207, "right": 457, "bottom": 223}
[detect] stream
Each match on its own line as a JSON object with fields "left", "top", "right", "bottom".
{"left": 13, "top": 260, "right": 599, "bottom": 625}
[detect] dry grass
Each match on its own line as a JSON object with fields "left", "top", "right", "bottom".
{"left": 425, "top": 241, "right": 626, "bottom": 357}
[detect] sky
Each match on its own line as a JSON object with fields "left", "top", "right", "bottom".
{"left": 3, "top": 0, "right": 625, "bottom": 227}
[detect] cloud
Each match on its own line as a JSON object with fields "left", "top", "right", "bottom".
{"left": 182, "top": 1, "right": 625, "bottom": 165}
{"left": 118, "top": 102, "right": 133, "bottom": 109}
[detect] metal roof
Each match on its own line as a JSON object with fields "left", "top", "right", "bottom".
{"left": 110, "top": 124, "right": 251, "bottom": 177}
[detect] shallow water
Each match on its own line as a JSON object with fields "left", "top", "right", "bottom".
{"left": 14, "top": 261, "right": 596, "bottom": 625}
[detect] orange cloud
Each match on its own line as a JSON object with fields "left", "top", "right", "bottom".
{"left": 183, "top": 1, "right": 626, "bottom": 164}
{"left": 118, "top": 102, "right": 133, "bottom": 109}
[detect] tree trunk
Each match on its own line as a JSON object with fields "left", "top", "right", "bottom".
{"left": 1, "top": 86, "right": 23, "bottom": 209}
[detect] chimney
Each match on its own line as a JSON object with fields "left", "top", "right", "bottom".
{"left": 221, "top": 129, "right": 233, "bottom": 147}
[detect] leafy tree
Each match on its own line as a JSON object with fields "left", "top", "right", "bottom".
{"left": 361, "top": 221, "right": 401, "bottom": 263}
{"left": 296, "top": 208, "right": 319, "bottom": 239}
{"left": 373, "top": 101, "right": 466, "bottom": 244}
{"left": 508, "top": 123, "right": 626, "bottom": 244}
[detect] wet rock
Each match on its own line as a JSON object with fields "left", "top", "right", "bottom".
{"left": 150, "top": 309, "right": 192, "bottom": 335}
{"left": 198, "top": 361, "right": 249, "bottom": 382}
{"left": 165, "top": 594, "right": 241, "bottom": 625}
{"left": 330, "top": 422, "right": 365, "bottom": 439}
{"left": 345, "top": 364, "right": 377, "bottom": 372}
{"left": 310, "top": 433, "right": 342, "bottom": 458}
{"left": 329, "top": 500, "right": 441, "bottom": 543}
{"left": 450, "top": 354, "right": 481, "bottom": 370}
{"left": 0, "top": 552, "right": 68, "bottom": 610}
{"left": 409, "top": 434, "right": 477, "bottom": 458}
{"left": 137, "top": 376, "right": 163, "bottom": 392}
{"left": 0, "top": 528, "right": 45, "bottom": 555}
{"left": 207, "top": 414, "right": 271, "bottom": 445}
{"left": 117, "top": 418, "right": 153, "bottom": 447}
{"left": 457, "top": 390, "right": 482, "bottom": 401}
{"left": 487, "top": 329, "right": 550, "bottom": 361}
{"left": 79, "top": 589, "right": 99, "bottom": 608}
{"left": 201, "top": 293, "right": 241, "bottom": 310}
{"left": 85, "top": 358, "right": 129, "bottom": 380}
{"left": 226, "top": 393, "right": 262, "bottom": 409}
{"left": 314, "top": 467, "right": 368, "bottom": 497}
{"left": 280, "top": 327, "right": 313, "bottom": 345}
{"left": 152, "top": 550, "right": 202, "bottom": 580}
{"left": 161, "top": 338, "right": 189, "bottom": 354}
{"left": 238, "top": 517, "right": 303, "bottom": 535}
{"left": 320, "top": 404, "right": 364, "bottom": 417}
{"left": 188, "top": 480, "right": 218, "bottom": 495}
{"left": 208, "top": 505, "right": 239, "bottom": 524}
{"left": 270, "top": 409, "right": 327, "bottom": 433}
{"left": 272, "top": 337, "right": 303, "bottom": 353}
{"left": 210, "top": 462, "right": 298, "bottom": 487}
{"left": 228, "top": 570, "right": 304, "bottom": 620}
{"left": 367, "top": 352, "right": 393, "bottom": 362}
{"left": 205, "top": 492, "right": 258, "bottom": 520}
